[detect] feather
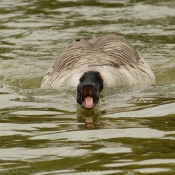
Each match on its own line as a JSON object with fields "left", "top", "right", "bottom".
{"left": 41, "top": 34, "right": 155, "bottom": 88}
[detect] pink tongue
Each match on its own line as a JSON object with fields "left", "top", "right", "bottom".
{"left": 85, "top": 96, "right": 93, "bottom": 108}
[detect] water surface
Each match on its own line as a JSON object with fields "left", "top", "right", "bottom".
{"left": 0, "top": 0, "right": 175, "bottom": 174}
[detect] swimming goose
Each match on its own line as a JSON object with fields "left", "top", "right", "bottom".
{"left": 41, "top": 34, "right": 155, "bottom": 109}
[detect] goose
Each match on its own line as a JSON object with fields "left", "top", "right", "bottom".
{"left": 41, "top": 34, "right": 155, "bottom": 109}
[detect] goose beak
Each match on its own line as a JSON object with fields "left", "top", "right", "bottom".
{"left": 77, "top": 83, "right": 99, "bottom": 109}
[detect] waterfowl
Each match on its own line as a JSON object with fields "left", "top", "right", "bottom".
{"left": 41, "top": 34, "right": 155, "bottom": 109}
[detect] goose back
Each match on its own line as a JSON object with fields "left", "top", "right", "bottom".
{"left": 41, "top": 34, "right": 155, "bottom": 88}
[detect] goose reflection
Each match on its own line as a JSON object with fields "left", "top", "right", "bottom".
{"left": 77, "top": 106, "right": 103, "bottom": 129}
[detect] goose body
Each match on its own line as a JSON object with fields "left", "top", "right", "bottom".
{"left": 41, "top": 34, "right": 155, "bottom": 109}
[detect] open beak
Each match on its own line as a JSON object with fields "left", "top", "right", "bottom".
{"left": 82, "top": 85, "right": 95, "bottom": 109}
{"left": 77, "top": 82, "right": 100, "bottom": 109}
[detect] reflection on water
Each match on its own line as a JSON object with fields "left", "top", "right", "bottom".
{"left": 0, "top": 0, "right": 175, "bottom": 174}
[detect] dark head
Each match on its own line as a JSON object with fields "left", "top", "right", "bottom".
{"left": 77, "top": 71, "right": 103, "bottom": 109}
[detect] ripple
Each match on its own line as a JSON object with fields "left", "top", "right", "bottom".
{"left": 0, "top": 147, "right": 89, "bottom": 160}
{"left": 30, "top": 128, "right": 175, "bottom": 141}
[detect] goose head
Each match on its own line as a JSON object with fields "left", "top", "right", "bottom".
{"left": 76, "top": 71, "right": 103, "bottom": 109}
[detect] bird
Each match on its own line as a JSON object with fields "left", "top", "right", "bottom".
{"left": 41, "top": 34, "right": 155, "bottom": 109}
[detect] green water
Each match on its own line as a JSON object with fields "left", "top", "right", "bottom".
{"left": 0, "top": 0, "right": 175, "bottom": 175}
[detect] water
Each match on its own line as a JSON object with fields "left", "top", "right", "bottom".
{"left": 0, "top": 0, "right": 175, "bottom": 174}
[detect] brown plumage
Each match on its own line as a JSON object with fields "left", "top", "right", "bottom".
{"left": 41, "top": 34, "right": 155, "bottom": 88}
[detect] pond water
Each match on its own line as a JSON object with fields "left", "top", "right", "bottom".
{"left": 0, "top": 0, "right": 175, "bottom": 175}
